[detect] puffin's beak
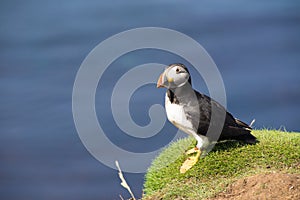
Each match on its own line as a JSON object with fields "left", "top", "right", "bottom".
{"left": 157, "top": 72, "right": 165, "bottom": 88}
{"left": 157, "top": 70, "right": 174, "bottom": 88}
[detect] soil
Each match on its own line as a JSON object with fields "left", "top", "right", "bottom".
{"left": 209, "top": 172, "right": 300, "bottom": 200}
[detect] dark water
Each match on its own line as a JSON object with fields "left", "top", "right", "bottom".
{"left": 1, "top": 1, "right": 300, "bottom": 199}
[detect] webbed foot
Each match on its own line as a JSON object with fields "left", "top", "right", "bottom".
{"left": 185, "top": 147, "right": 199, "bottom": 155}
{"left": 180, "top": 148, "right": 201, "bottom": 173}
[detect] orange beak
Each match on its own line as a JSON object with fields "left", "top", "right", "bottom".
{"left": 156, "top": 72, "right": 164, "bottom": 88}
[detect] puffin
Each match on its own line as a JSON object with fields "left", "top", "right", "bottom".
{"left": 157, "top": 63, "right": 257, "bottom": 173}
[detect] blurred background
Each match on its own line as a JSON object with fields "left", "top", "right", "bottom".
{"left": 1, "top": 0, "right": 299, "bottom": 199}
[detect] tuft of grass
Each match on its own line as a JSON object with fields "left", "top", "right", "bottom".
{"left": 143, "top": 130, "right": 300, "bottom": 200}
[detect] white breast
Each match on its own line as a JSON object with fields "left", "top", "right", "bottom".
{"left": 165, "top": 93, "right": 194, "bottom": 133}
{"left": 164, "top": 93, "right": 210, "bottom": 150}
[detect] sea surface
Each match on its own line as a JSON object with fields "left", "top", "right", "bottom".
{"left": 1, "top": 0, "right": 300, "bottom": 199}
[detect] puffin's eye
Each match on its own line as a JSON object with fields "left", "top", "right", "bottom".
{"left": 176, "top": 68, "right": 180, "bottom": 73}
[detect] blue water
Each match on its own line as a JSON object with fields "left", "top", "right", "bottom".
{"left": 1, "top": 1, "right": 300, "bottom": 199}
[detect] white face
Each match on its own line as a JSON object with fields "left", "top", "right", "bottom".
{"left": 164, "top": 65, "right": 190, "bottom": 88}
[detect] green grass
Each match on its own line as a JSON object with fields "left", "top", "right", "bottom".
{"left": 143, "top": 130, "right": 300, "bottom": 200}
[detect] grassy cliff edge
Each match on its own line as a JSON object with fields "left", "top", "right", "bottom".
{"left": 143, "top": 130, "right": 300, "bottom": 199}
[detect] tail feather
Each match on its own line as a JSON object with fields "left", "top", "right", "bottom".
{"left": 235, "top": 118, "right": 252, "bottom": 130}
{"left": 219, "top": 126, "right": 258, "bottom": 144}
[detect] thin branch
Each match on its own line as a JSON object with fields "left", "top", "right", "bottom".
{"left": 115, "top": 160, "right": 136, "bottom": 200}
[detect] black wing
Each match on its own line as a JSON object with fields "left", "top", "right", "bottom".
{"left": 184, "top": 90, "right": 257, "bottom": 143}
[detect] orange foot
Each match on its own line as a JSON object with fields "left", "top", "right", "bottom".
{"left": 185, "top": 147, "right": 199, "bottom": 155}
{"left": 180, "top": 148, "right": 201, "bottom": 173}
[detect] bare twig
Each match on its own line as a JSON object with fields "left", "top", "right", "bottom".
{"left": 115, "top": 160, "right": 136, "bottom": 200}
